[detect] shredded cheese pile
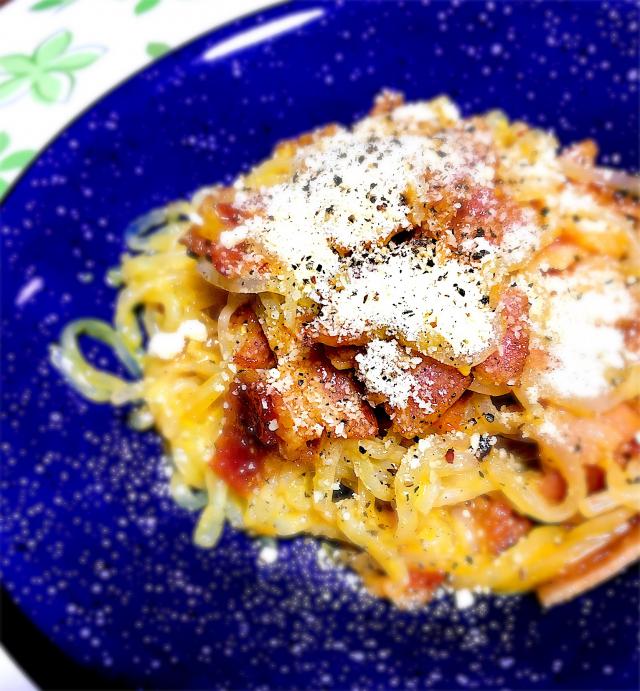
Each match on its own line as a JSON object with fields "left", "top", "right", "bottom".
{"left": 221, "top": 109, "right": 544, "bottom": 365}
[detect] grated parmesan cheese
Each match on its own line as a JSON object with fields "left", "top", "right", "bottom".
{"left": 522, "top": 263, "right": 634, "bottom": 401}
{"left": 454, "top": 588, "right": 475, "bottom": 609}
{"left": 147, "top": 319, "right": 208, "bottom": 360}
{"left": 219, "top": 115, "right": 531, "bottom": 365}
{"left": 314, "top": 241, "right": 497, "bottom": 363}
{"left": 355, "top": 339, "right": 432, "bottom": 411}
{"left": 257, "top": 543, "right": 278, "bottom": 565}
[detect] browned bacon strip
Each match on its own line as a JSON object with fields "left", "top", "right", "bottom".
{"left": 210, "top": 381, "right": 274, "bottom": 496}
{"left": 538, "top": 464, "right": 605, "bottom": 504}
{"left": 304, "top": 325, "right": 371, "bottom": 348}
{"left": 387, "top": 356, "right": 471, "bottom": 438}
{"left": 182, "top": 227, "right": 260, "bottom": 279}
{"left": 430, "top": 391, "right": 473, "bottom": 433}
{"left": 370, "top": 89, "right": 405, "bottom": 116}
{"left": 474, "top": 288, "right": 530, "bottom": 388}
{"left": 181, "top": 189, "right": 264, "bottom": 278}
{"left": 620, "top": 315, "right": 640, "bottom": 355}
{"left": 468, "top": 494, "right": 532, "bottom": 555}
{"left": 230, "top": 305, "right": 275, "bottom": 370}
{"left": 236, "top": 356, "right": 378, "bottom": 460}
{"left": 451, "top": 186, "right": 508, "bottom": 245}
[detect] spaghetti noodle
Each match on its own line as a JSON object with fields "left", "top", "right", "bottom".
{"left": 52, "top": 93, "right": 640, "bottom": 607}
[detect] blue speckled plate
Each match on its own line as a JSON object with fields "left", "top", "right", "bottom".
{"left": 1, "top": 2, "right": 639, "bottom": 689}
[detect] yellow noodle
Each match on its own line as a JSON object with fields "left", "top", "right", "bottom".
{"left": 51, "top": 96, "right": 640, "bottom": 608}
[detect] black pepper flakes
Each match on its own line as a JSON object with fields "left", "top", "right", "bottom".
{"left": 332, "top": 483, "right": 354, "bottom": 502}
{"left": 475, "top": 434, "right": 493, "bottom": 460}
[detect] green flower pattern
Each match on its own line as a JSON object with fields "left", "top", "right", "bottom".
{"left": 0, "top": 30, "right": 104, "bottom": 104}
{"left": 146, "top": 41, "right": 171, "bottom": 59}
{"left": 31, "top": 0, "right": 76, "bottom": 10}
{"left": 0, "top": 133, "right": 36, "bottom": 199}
{"left": 2, "top": 0, "right": 188, "bottom": 201}
{"left": 31, "top": 0, "right": 166, "bottom": 14}
{"left": 135, "top": 0, "right": 163, "bottom": 14}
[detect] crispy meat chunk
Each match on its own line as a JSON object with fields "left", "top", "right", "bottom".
{"left": 469, "top": 494, "right": 532, "bottom": 555}
{"left": 451, "top": 186, "right": 508, "bottom": 246}
{"left": 620, "top": 315, "right": 640, "bottom": 355}
{"left": 210, "top": 382, "right": 273, "bottom": 495}
{"left": 304, "top": 325, "right": 371, "bottom": 348}
{"left": 232, "top": 376, "right": 279, "bottom": 448}
{"left": 407, "top": 569, "right": 445, "bottom": 597}
{"left": 181, "top": 189, "right": 264, "bottom": 278}
{"left": 230, "top": 305, "right": 275, "bottom": 370}
{"left": 474, "top": 288, "right": 530, "bottom": 388}
{"left": 236, "top": 355, "right": 377, "bottom": 460}
{"left": 538, "top": 467, "right": 567, "bottom": 503}
{"left": 430, "top": 391, "right": 473, "bottom": 433}
{"left": 449, "top": 185, "right": 531, "bottom": 252}
{"left": 533, "top": 403, "right": 640, "bottom": 470}
{"left": 182, "top": 227, "right": 260, "bottom": 278}
{"left": 388, "top": 356, "right": 471, "bottom": 438}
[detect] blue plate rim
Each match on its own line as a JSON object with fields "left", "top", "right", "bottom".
{"left": 0, "top": 2, "right": 638, "bottom": 688}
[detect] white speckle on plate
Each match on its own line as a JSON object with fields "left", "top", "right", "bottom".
{"left": 455, "top": 589, "right": 475, "bottom": 609}
{"left": 15, "top": 276, "right": 44, "bottom": 307}
{"left": 258, "top": 543, "right": 278, "bottom": 565}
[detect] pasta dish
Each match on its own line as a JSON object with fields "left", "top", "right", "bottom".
{"left": 52, "top": 93, "right": 640, "bottom": 608}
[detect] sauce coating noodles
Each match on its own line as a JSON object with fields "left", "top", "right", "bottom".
{"left": 52, "top": 94, "right": 640, "bottom": 607}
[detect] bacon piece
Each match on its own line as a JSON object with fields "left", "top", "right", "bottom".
{"left": 619, "top": 315, "right": 640, "bottom": 355}
{"left": 562, "top": 140, "right": 598, "bottom": 166}
{"left": 231, "top": 376, "right": 279, "bottom": 448}
{"left": 236, "top": 355, "right": 377, "bottom": 460}
{"left": 182, "top": 227, "right": 261, "bottom": 279}
{"left": 451, "top": 187, "right": 507, "bottom": 245}
{"left": 230, "top": 305, "right": 275, "bottom": 370}
{"left": 534, "top": 403, "right": 640, "bottom": 470}
{"left": 181, "top": 227, "right": 213, "bottom": 259}
{"left": 469, "top": 494, "right": 532, "bottom": 554}
{"left": 387, "top": 356, "right": 471, "bottom": 438}
{"left": 474, "top": 288, "right": 530, "bottom": 388}
{"left": 616, "top": 436, "right": 640, "bottom": 466}
{"left": 540, "top": 462, "right": 606, "bottom": 498}
{"left": 407, "top": 568, "right": 445, "bottom": 595}
{"left": 447, "top": 186, "right": 528, "bottom": 247}
{"left": 210, "top": 382, "right": 273, "bottom": 495}
{"left": 430, "top": 392, "right": 473, "bottom": 433}
{"left": 369, "top": 565, "right": 444, "bottom": 608}
{"left": 537, "top": 463, "right": 603, "bottom": 502}
{"left": 538, "top": 467, "right": 567, "bottom": 503}
{"left": 181, "top": 189, "right": 265, "bottom": 279}
{"left": 304, "top": 324, "right": 371, "bottom": 348}
{"left": 538, "top": 519, "right": 640, "bottom": 607}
